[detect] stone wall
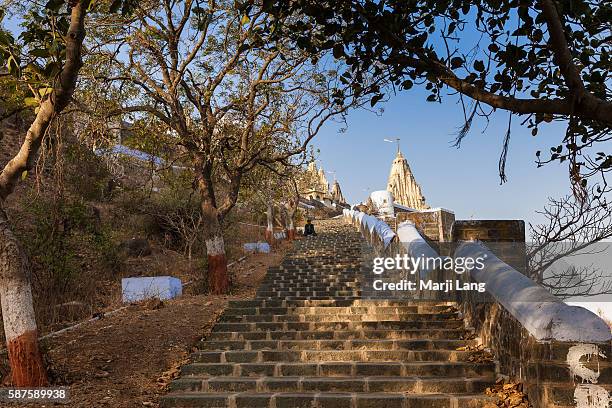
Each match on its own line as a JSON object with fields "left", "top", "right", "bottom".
{"left": 350, "top": 211, "right": 612, "bottom": 408}
{"left": 452, "top": 220, "right": 527, "bottom": 274}
{"left": 396, "top": 209, "right": 454, "bottom": 242}
{"left": 455, "top": 220, "right": 611, "bottom": 408}
{"left": 462, "top": 298, "right": 612, "bottom": 408}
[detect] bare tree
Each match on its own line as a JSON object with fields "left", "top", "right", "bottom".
{"left": 82, "top": 0, "right": 360, "bottom": 293}
{"left": 528, "top": 190, "right": 612, "bottom": 298}
{"left": 282, "top": 178, "right": 300, "bottom": 240}
{"left": 148, "top": 204, "right": 203, "bottom": 263}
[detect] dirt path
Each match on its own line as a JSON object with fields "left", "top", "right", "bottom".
{"left": 5, "top": 246, "right": 289, "bottom": 408}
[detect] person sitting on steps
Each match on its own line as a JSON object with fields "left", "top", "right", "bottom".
{"left": 304, "top": 219, "right": 317, "bottom": 236}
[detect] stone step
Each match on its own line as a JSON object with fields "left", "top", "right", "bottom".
{"left": 169, "top": 375, "right": 494, "bottom": 393}
{"left": 261, "top": 277, "right": 359, "bottom": 282}
{"left": 162, "top": 220, "right": 495, "bottom": 408}
{"left": 228, "top": 300, "right": 455, "bottom": 308}
{"left": 222, "top": 306, "right": 456, "bottom": 315}
{"left": 212, "top": 320, "right": 464, "bottom": 333}
{"left": 179, "top": 361, "right": 495, "bottom": 378}
{"left": 255, "top": 291, "right": 363, "bottom": 297}
{"left": 218, "top": 313, "right": 460, "bottom": 323}
{"left": 263, "top": 274, "right": 361, "bottom": 278}
{"left": 160, "top": 392, "right": 495, "bottom": 408}
{"left": 262, "top": 274, "right": 364, "bottom": 279}
{"left": 258, "top": 286, "right": 360, "bottom": 291}
{"left": 255, "top": 296, "right": 364, "bottom": 301}
{"left": 191, "top": 349, "right": 480, "bottom": 363}
{"left": 259, "top": 282, "right": 359, "bottom": 288}
{"left": 208, "top": 328, "right": 469, "bottom": 341}
{"left": 197, "top": 338, "right": 476, "bottom": 351}
{"left": 269, "top": 270, "right": 362, "bottom": 272}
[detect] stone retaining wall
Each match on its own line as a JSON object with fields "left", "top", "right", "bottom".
{"left": 454, "top": 220, "right": 611, "bottom": 408}
{"left": 345, "top": 209, "right": 612, "bottom": 408}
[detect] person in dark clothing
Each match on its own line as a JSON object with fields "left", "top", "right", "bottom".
{"left": 304, "top": 219, "right": 317, "bottom": 236}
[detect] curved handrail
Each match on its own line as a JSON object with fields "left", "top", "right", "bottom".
{"left": 343, "top": 208, "right": 612, "bottom": 343}
{"left": 456, "top": 241, "right": 612, "bottom": 342}
{"left": 396, "top": 221, "right": 439, "bottom": 279}
{"left": 344, "top": 209, "right": 396, "bottom": 249}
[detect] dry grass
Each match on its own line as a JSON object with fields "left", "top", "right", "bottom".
{"left": 1, "top": 239, "right": 291, "bottom": 408}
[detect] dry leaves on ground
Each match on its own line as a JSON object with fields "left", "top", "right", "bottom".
{"left": 484, "top": 378, "right": 532, "bottom": 408}
{"left": 456, "top": 344, "right": 495, "bottom": 363}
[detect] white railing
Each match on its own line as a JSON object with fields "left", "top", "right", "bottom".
{"left": 343, "top": 208, "right": 612, "bottom": 343}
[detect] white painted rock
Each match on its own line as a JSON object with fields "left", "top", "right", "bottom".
{"left": 243, "top": 242, "right": 271, "bottom": 254}
{"left": 121, "top": 276, "right": 182, "bottom": 303}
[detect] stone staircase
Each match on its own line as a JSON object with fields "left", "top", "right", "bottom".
{"left": 162, "top": 220, "right": 496, "bottom": 408}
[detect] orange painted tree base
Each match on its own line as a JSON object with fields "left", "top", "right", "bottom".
{"left": 264, "top": 229, "right": 274, "bottom": 245}
{"left": 208, "top": 253, "right": 230, "bottom": 294}
{"left": 287, "top": 229, "right": 296, "bottom": 240}
{"left": 8, "top": 330, "right": 48, "bottom": 387}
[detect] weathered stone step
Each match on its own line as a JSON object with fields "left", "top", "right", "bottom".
{"left": 265, "top": 269, "right": 362, "bottom": 273}
{"left": 209, "top": 328, "right": 468, "bottom": 341}
{"left": 213, "top": 320, "right": 464, "bottom": 333}
{"left": 162, "top": 220, "right": 495, "bottom": 408}
{"left": 170, "top": 375, "right": 493, "bottom": 393}
{"left": 223, "top": 305, "right": 457, "bottom": 316}
{"left": 180, "top": 361, "right": 495, "bottom": 378}
{"left": 197, "top": 338, "right": 476, "bottom": 351}
{"left": 255, "top": 296, "right": 363, "bottom": 301}
{"left": 228, "top": 300, "right": 454, "bottom": 308}
{"left": 161, "top": 391, "right": 495, "bottom": 408}
{"left": 259, "top": 282, "right": 359, "bottom": 288}
{"left": 264, "top": 274, "right": 363, "bottom": 278}
{"left": 261, "top": 277, "right": 358, "bottom": 282}
{"left": 255, "top": 291, "right": 362, "bottom": 297}
{"left": 191, "top": 349, "right": 480, "bottom": 363}
{"left": 263, "top": 273, "right": 363, "bottom": 278}
{"left": 257, "top": 284, "right": 360, "bottom": 291}
{"left": 218, "top": 312, "right": 460, "bottom": 323}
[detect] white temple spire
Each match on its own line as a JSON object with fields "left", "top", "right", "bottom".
{"left": 386, "top": 149, "right": 428, "bottom": 210}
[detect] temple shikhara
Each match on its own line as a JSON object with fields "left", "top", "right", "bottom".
{"left": 386, "top": 149, "right": 428, "bottom": 210}
{"left": 300, "top": 162, "right": 347, "bottom": 208}
{"left": 330, "top": 180, "right": 345, "bottom": 204}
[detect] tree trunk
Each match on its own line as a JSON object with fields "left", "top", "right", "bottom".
{"left": 201, "top": 200, "right": 229, "bottom": 294}
{"left": 0, "top": 1, "right": 86, "bottom": 385}
{"left": 196, "top": 161, "right": 229, "bottom": 295}
{"left": 265, "top": 202, "right": 274, "bottom": 244}
{"left": 0, "top": 207, "right": 47, "bottom": 386}
{"left": 285, "top": 207, "right": 296, "bottom": 240}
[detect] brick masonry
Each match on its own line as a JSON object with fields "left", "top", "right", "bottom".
{"left": 371, "top": 213, "right": 612, "bottom": 407}
{"left": 436, "top": 218, "right": 610, "bottom": 407}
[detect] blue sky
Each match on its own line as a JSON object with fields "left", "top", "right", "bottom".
{"left": 312, "top": 87, "right": 573, "bottom": 228}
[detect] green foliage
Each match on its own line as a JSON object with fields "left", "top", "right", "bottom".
{"left": 0, "top": 0, "right": 138, "bottom": 114}
{"left": 116, "top": 168, "right": 203, "bottom": 253}
{"left": 19, "top": 195, "right": 120, "bottom": 295}
{"left": 64, "top": 141, "right": 113, "bottom": 201}
{"left": 263, "top": 0, "right": 612, "bottom": 193}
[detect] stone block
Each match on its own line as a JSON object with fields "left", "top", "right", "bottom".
{"left": 121, "top": 276, "right": 182, "bottom": 303}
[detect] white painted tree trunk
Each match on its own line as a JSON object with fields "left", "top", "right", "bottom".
{"left": 0, "top": 208, "right": 47, "bottom": 386}
{"left": 286, "top": 208, "right": 296, "bottom": 240}
{"left": 265, "top": 202, "right": 274, "bottom": 243}
{"left": 0, "top": 1, "right": 86, "bottom": 385}
{"left": 205, "top": 233, "right": 229, "bottom": 294}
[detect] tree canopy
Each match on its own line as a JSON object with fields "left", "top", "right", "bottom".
{"left": 262, "top": 0, "right": 611, "bottom": 196}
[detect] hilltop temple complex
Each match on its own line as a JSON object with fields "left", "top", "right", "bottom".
{"left": 300, "top": 150, "right": 426, "bottom": 213}
{"left": 300, "top": 162, "right": 347, "bottom": 208}
{"left": 386, "top": 149, "right": 428, "bottom": 210}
